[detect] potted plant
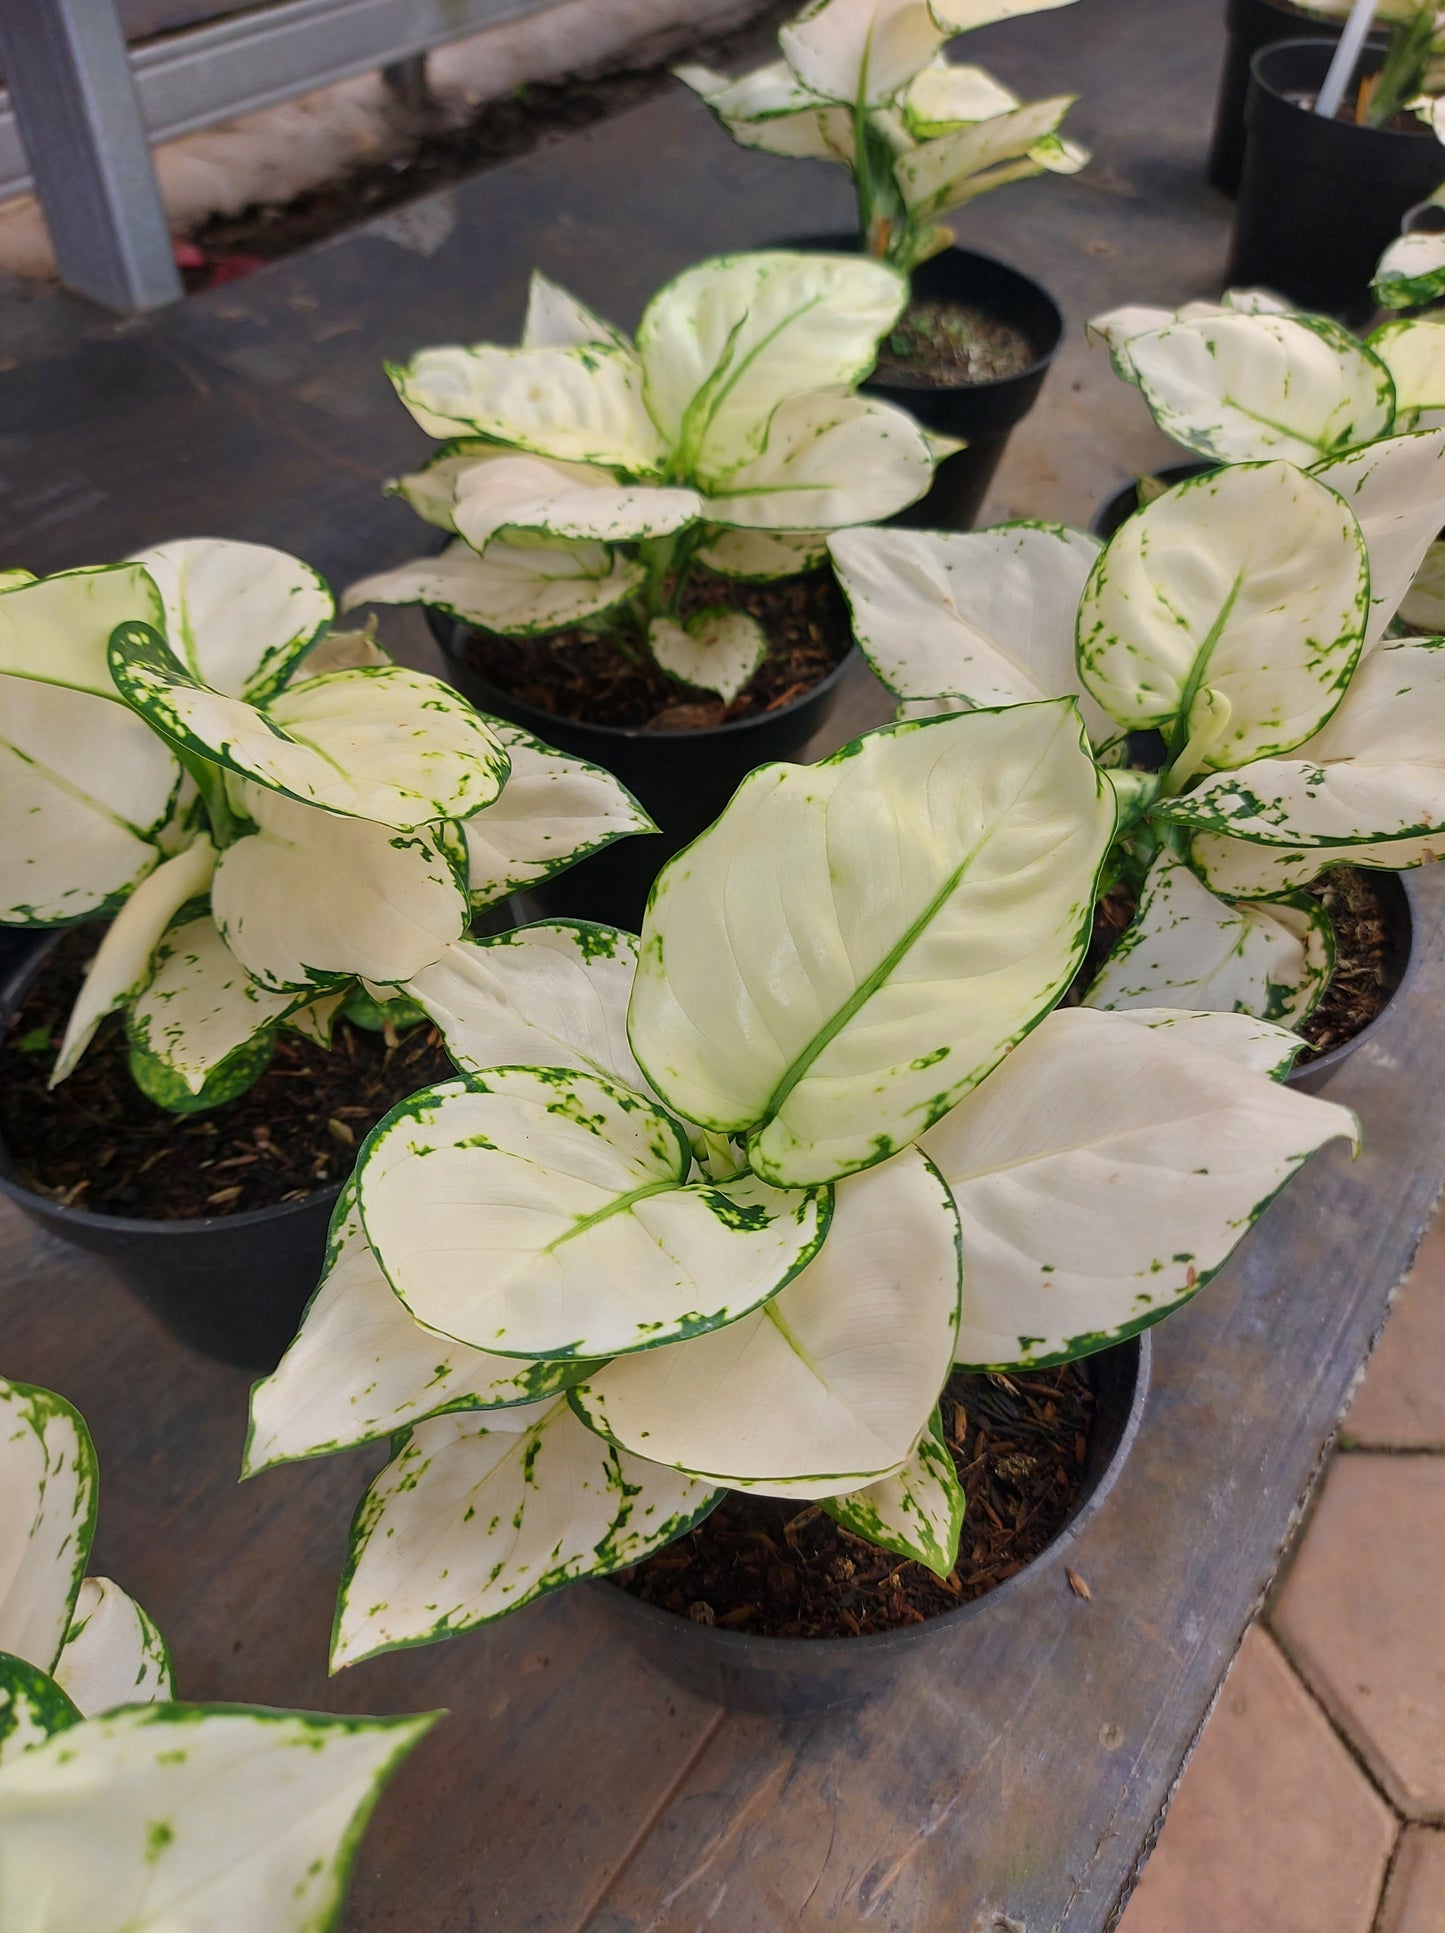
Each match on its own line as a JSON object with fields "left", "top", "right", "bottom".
{"left": 0, "top": 1372, "right": 436, "bottom": 1928}
{"left": 675, "top": 0, "right": 1087, "bottom": 528}
{"left": 244, "top": 700, "right": 1355, "bottom": 1713}
{"left": 1208, "top": 0, "right": 1346, "bottom": 195}
{"left": 830, "top": 426, "right": 1445, "bottom": 1075}
{"left": 1228, "top": 12, "right": 1445, "bottom": 320}
{"left": 344, "top": 249, "right": 938, "bottom": 926}
{"left": 0, "top": 544, "right": 650, "bottom": 1368}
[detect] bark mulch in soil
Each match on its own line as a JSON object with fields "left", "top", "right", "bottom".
{"left": 1076, "top": 863, "right": 1398, "bottom": 1064}
{"left": 875, "top": 298, "right": 1037, "bottom": 388}
{"left": 456, "top": 567, "right": 851, "bottom": 732}
{"left": 607, "top": 1362, "right": 1095, "bottom": 1639}
{"left": 0, "top": 927, "right": 454, "bottom": 1219}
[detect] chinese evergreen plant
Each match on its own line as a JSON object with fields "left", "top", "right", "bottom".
{"left": 0, "top": 1374, "right": 434, "bottom": 1930}
{"left": 0, "top": 542, "right": 648, "bottom": 1112}
{"left": 676, "top": 0, "right": 1087, "bottom": 270}
{"left": 247, "top": 702, "right": 1355, "bottom": 1664}
{"left": 345, "top": 252, "right": 940, "bottom": 702}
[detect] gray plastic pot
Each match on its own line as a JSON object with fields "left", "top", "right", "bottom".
{"left": 589, "top": 1332, "right": 1150, "bottom": 1714}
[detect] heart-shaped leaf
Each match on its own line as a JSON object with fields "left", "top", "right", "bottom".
{"left": 649, "top": 609, "right": 766, "bottom": 702}
{"left": 331, "top": 1402, "right": 720, "bottom": 1664}
{"left": 52, "top": 1578, "right": 173, "bottom": 1717}
{"left": 700, "top": 390, "right": 934, "bottom": 530}
{"left": 127, "top": 538, "right": 333, "bottom": 703}
{"left": 921, "top": 1005, "right": 1357, "bottom": 1367}
{"left": 124, "top": 913, "right": 301, "bottom": 1098}
{"left": 571, "top": 1146, "right": 961, "bottom": 1496}
{"left": 819, "top": 1403, "right": 964, "bottom": 1577}
{"left": 356, "top": 1068, "right": 832, "bottom": 1359}
{"left": 629, "top": 702, "right": 1114, "bottom": 1186}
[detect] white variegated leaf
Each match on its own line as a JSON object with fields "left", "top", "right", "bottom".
{"left": 932, "top": 0, "right": 1080, "bottom": 25}
{"left": 694, "top": 527, "right": 828, "bottom": 579}
{"left": 637, "top": 253, "right": 907, "bottom": 482}
{"left": 674, "top": 61, "right": 855, "bottom": 161}
{"left": 1371, "top": 316, "right": 1445, "bottom": 431}
{"left": 125, "top": 914, "right": 300, "bottom": 1096}
{"left": 108, "top": 625, "right": 509, "bottom": 829}
{"left": 342, "top": 537, "right": 646, "bottom": 635}
{"left": 922, "top": 1004, "right": 1358, "bottom": 1367}
{"left": 649, "top": 609, "right": 766, "bottom": 702}
{"left": 1311, "top": 429, "right": 1445, "bottom": 649}
{"left": 1374, "top": 228, "right": 1445, "bottom": 310}
{"left": 1083, "top": 851, "right": 1332, "bottom": 1026}
{"left": 0, "top": 677, "right": 178, "bottom": 924}
{"left": 521, "top": 269, "right": 628, "bottom": 350}
{"left": 50, "top": 837, "right": 217, "bottom": 1085}
{"left": 895, "top": 95, "right": 1077, "bottom": 217}
{"left": 1107, "top": 1005, "right": 1304, "bottom": 1079}
{"left": 462, "top": 718, "right": 654, "bottom": 910}
{"left": 0, "top": 1654, "right": 80, "bottom": 1771}
{"left": 387, "top": 442, "right": 496, "bottom": 532}
{"left": 629, "top": 702, "right": 1114, "bottom": 1187}
{"left": 356, "top": 1067, "right": 832, "bottom": 1359}
{"left": 404, "top": 925, "right": 644, "bottom": 1087}
{"left": 127, "top": 538, "right": 333, "bottom": 703}
{"left": 819, "top": 1404, "right": 964, "bottom": 1576}
{"left": 829, "top": 521, "right": 1114, "bottom": 739}
{"left": 0, "top": 565, "right": 162, "bottom": 699}
{"left": 779, "top": 0, "right": 950, "bottom": 105}
{"left": 212, "top": 783, "right": 468, "bottom": 992}
{"left": 0, "top": 1379, "right": 97, "bottom": 1679}
{"left": 1077, "top": 461, "right": 1369, "bottom": 759}
{"left": 571, "top": 1147, "right": 961, "bottom": 1497}
{"left": 901, "top": 59, "right": 1019, "bottom": 133}
{"left": 331, "top": 1402, "right": 720, "bottom": 1663}
{"left": 387, "top": 340, "right": 667, "bottom": 472}
{"left": 1191, "top": 829, "right": 1445, "bottom": 897}
{"left": 283, "top": 987, "right": 348, "bottom": 1046}
{"left": 450, "top": 451, "right": 701, "bottom": 549}
{"left": 290, "top": 622, "right": 391, "bottom": 678}
{"left": 52, "top": 1578, "right": 173, "bottom": 1717}
{"left": 244, "top": 1181, "right": 591, "bottom": 1475}
{"left": 700, "top": 391, "right": 935, "bottom": 531}
{"left": 1157, "top": 635, "right": 1445, "bottom": 853}
{"left": 1400, "top": 537, "right": 1445, "bottom": 633}
{"left": 0, "top": 1702, "right": 438, "bottom": 1931}
{"left": 1120, "top": 312, "right": 1395, "bottom": 463}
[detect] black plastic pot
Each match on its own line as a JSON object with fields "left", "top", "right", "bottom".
{"left": 1207, "top": 0, "right": 1345, "bottom": 197}
{"left": 780, "top": 233, "right": 1064, "bottom": 532}
{"left": 1090, "top": 460, "right": 1216, "bottom": 542}
{"left": 589, "top": 1332, "right": 1149, "bottom": 1714}
{"left": 1290, "top": 867, "right": 1415, "bottom": 1094}
{"left": 429, "top": 606, "right": 856, "bottom": 930}
{"left": 0, "top": 940, "right": 338, "bottom": 1372}
{"left": 1228, "top": 41, "right": 1445, "bottom": 324}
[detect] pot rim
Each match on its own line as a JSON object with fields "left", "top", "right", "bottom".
{"left": 0, "top": 934, "right": 344, "bottom": 1238}
{"left": 437, "top": 616, "right": 859, "bottom": 750}
{"left": 774, "top": 233, "right": 1065, "bottom": 390}
{"left": 592, "top": 1328, "right": 1151, "bottom": 1661}
{"left": 1251, "top": 37, "right": 1440, "bottom": 141}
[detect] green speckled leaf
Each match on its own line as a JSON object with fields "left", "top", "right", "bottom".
{"left": 245, "top": 1180, "right": 594, "bottom": 1475}
{"left": 1311, "top": 429, "right": 1445, "bottom": 650}
{"left": 356, "top": 1068, "right": 832, "bottom": 1360}
{"left": 331, "top": 1402, "right": 720, "bottom": 1663}
{"left": 342, "top": 536, "right": 646, "bottom": 636}
{"left": 0, "top": 1653, "right": 80, "bottom": 1769}
{"left": 629, "top": 701, "right": 1114, "bottom": 1188}
{"left": 570, "top": 1148, "right": 960, "bottom": 1497}
{"left": 1084, "top": 851, "right": 1333, "bottom": 1026}
{"left": 108, "top": 625, "right": 509, "bottom": 830}
{"left": 1077, "top": 461, "right": 1368, "bottom": 762}
{"left": 1370, "top": 315, "right": 1445, "bottom": 432}
{"left": 0, "top": 564, "right": 161, "bottom": 699}
{"left": 648, "top": 609, "right": 766, "bottom": 703}
{"left": 0, "top": 1701, "right": 437, "bottom": 1932}
{"left": 125, "top": 913, "right": 297, "bottom": 1101}
{"left": 449, "top": 451, "right": 700, "bottom": 550}
{"left": 699, "top": 390, "right": 934, "bottom": 532}
{"left": 820, "top": 1405, "right": 964, "bottom": 1578}
{"left": 53, "top": 1578, "right": 174, "bottom": 1717}
{"left": 127, "top": 538, "right": 333, "bottom": 704}
{"left": 921, "top": 1005, "right": 1357, "bottom": 1368}
{"left": 894, "top": 94, "right": 1078, "bottom": 220}
{"left": 0, "top": 1379, "right": 97, "bottom": 1678}
{"left": 1373, "top": 229, "right": 1445, "bottom": 311}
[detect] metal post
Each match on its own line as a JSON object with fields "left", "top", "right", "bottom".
{"left": 0, "top": 0, "right": 181, "bottom": 312}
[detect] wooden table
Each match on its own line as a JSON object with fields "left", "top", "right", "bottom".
{"left": 4, "top": 2, "right": 1439, "bottom": 1923}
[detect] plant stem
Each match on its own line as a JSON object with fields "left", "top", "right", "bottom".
{"left": 1368, "top": 11, "right": 1436, "bottom": 124}
{"left": 179, "top": 750, "right": 239, "bottom": 850}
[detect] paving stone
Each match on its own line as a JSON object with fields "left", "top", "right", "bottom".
{"left": 1275, "top": 1454, "right": 1445, "bottom": 1819}
{"left": 1347, "top": 1216, "right": 1445, "bottom": 1447}
{"left": 1118, "top": 1627, "right": 1394, "bottom": 1933}
{"left": 1377, "top": 1829, "right": 1445, "bottom": 1933}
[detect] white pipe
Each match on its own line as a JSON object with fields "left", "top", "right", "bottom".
{"left": 1314, "top": 0, "right": 1381, "bottom": 119}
